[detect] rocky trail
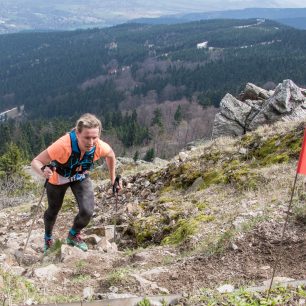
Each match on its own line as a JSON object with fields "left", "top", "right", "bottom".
{"left": 1, "top": 119, "right": 306, "bottom": 305}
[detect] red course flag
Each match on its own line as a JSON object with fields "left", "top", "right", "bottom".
{"left": 297, "top": 129, "right": 306, "bottom": 175}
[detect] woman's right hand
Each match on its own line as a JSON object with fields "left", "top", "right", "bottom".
{"left": 41, "top": 165, "right": 55, "bottom": 179}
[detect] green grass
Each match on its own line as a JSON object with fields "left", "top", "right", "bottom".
{"left": 61, "top": 194, "right": 77, "bottom": 212}
{"left": 0, "top": 268, "right": 81, "bottom": 305}
{"left": 71, "top": 274, "right": 91, "bottom": 284}
{"left": 293, "top": 202, "right": 306, "bottom": 224}
{"left": 137, "top": 297, "right": 168, "bottom": 306}
{"left": 106, "top": 267, "right": 131, "bottom": 286}
{"left": 75, "top": 259, "right": 87, "bottom": 275}
{"left": 48, "top": 238, "right": 63, "bottom": 255}
{"left": 137, "top": 297, "right": 152, "bottom": 306}
{"left": 190, "top": 285, "right": 306, "bottom": 305}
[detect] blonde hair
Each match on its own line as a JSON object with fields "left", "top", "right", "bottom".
{"left": 75, "top": 113, "right": 102, "bottom": 134}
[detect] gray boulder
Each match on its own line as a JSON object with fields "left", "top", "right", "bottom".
{"left": 219, "top": 93, "right": 252, "bottom": 126}
{"left": 212, "top": 113, "right": 245, "bottom": 138}
{"left": 241, "top": 82, "right": 271, "bottom": 100}
{"left": 212, "top": 93, "right": 253, "bottom": 137}
{"left": 213, "top": 79, "right": 306, "bottom": 138}
{"left": 249, "top": 79, "right": 306, "bottom": 130}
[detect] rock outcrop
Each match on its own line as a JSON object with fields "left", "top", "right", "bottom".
{"left": 212, "top": 79, "right": 306, "bottom": 138}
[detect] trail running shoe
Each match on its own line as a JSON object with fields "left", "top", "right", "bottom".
{"left": 44, "top": 238, "right": 53, "bottom": 254}
{"left": 66, "top": 233, "right": 88, "bottom": 252}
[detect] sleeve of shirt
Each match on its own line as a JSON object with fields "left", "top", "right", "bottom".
{"left": 46, "top": 134, "right": 71, "bottom": 163}
{"left": 94, "top": 139, "right": 112, "bottom": 161}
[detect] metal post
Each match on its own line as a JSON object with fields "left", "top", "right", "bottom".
{"left": 267, "top": 172, "right": 299, "bottom": 297}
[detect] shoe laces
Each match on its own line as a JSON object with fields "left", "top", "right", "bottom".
{"left": 45, "top": 239, "right": 53, "bottom": 248}
{"left": 75, "top": 233, "right": 83, "bottom": 242}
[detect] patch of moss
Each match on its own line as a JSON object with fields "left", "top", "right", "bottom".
{"left": 167, "top": 162, "right": 183, "bottom": 177}
{"left": 167, "top": 162, "right": 202, "bottom": 189}
{"left": 223, "top": 160, "right": 260, "bottom": 190}
{"left": 179, "top": 171, "right": 202, "bottom": 189}
{"left": 162, "top": 218, "right": 199, "bottom": 245}
{"left": 165, "top": 206, "right": 185, "bottom": 222}
{"left": 164, "top": 159, "right": 210, "bottom": 190}
{"left": 240, "top": 133, "right": 256, "bottom": 146}
{"left": 225, "top": 164, "right": 248, "bottom": 182}
{"left": 148, "top": 170, "right": 162, "bottom": 184}
{"left": 162, "top": 214, "right": 214, "bottom": 245}
{"left": 253, "top": 135, "right": 280, "bottom": 158}
{"left": 195, "top": 214, "right": 215, "bottom": 223}
{"left": 133, "top": 215, "right": 163, "bottom": 245}
{"left": 196, "top": 202, "right": 208, "bottom": 211}
{"left": 280, "top": 131, "right": 303, "bottom": 158}
{"left": 260, "top": 152, "right": 290, "bottom": 166}
{"left": 249, "top": 129, "right": 303, "bottom": 167}
{"left": 160, "top": 185, "right": 175, "bottom": 194}
{"left": 158, "top": 196, "right": 175, "bottom": 204}
{"left": 202, "top": 150, "right": 221, "bottom": 163}
{"left": 199, "top": 170, "right": 226, "bottom": 189}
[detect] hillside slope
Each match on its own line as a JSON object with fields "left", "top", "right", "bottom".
{"left": 1, "top": 19, "right": 306, "bottom": 118}
{"left": 0, "top": 119, "right": 305, "bottom": 304}
{"left": 2, "top": 19, "right": 306, "bottom": 161}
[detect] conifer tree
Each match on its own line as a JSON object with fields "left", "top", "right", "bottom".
{"left": 174, "top": 105, "right": 183, "bottom": 124}
{"left": 0, "top": 143, "right": 25, "bottom": 179}
{"left": 143, "top": 148, "right": 155, "bottom": 162}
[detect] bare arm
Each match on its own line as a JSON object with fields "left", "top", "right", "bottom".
{"left": 104, "top": 149, "right": 116, "bottom": 185}
{"left": 31, "top": 149, "right": 53, "bottom": 179}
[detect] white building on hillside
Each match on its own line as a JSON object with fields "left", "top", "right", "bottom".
{"left": 0, "top": 105, "right": 24, "bottom": 122}
{"left": 197, "top": 41, "right": 208, "bottom": 49}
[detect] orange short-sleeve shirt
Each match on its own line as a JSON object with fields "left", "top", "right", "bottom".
{"left": 46, "top": 133, "right": 112, "bottom": 185}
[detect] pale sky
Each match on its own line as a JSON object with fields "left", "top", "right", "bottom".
{"left": 163, "top": 0, "right": 306, "bottom": 12}
{"left": 1, "top": 0, "right": 306, "bottom": 30}
{"left": 2, "top": 0, "right": 306, "bottom": 11}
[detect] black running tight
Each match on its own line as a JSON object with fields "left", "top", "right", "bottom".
{"left": 44, "top": 178, "right": 95, "bottom": 236}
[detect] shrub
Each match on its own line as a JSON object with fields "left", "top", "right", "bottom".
{"left": 143, "top": 148, "right": 155, "bottom": 162}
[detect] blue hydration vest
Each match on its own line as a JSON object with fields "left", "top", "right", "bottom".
{"left": 52, "top": 130, "right": 96, "bottom": 180}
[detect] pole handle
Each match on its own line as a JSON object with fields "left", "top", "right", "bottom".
{"left": 112, "top": 175, "right": 121, "bottom": 194}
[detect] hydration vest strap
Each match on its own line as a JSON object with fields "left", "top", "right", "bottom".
{"left": 70, "top": 130, "right": 80, "bottom": 153}
{"left": 70, "top": 130, "right": 95, "bottom": 156}
{"left": 86, "top": 146, "right": 95, "bottom": 156}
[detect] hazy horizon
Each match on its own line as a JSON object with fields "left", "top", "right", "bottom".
{"left": 1, "top": 0, "right": 306, "bottom": 34}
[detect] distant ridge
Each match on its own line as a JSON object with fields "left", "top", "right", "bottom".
{"left": 130, "top": 8, "right": 306, "bottom": 29}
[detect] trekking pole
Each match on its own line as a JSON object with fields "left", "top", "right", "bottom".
{"left": 20, "top": 179, "right": 48, "bottom": 265}
{"left": 112, "top": 175, "right": 121, "bottom": 243}
{"left": 267, "top": 172, "right": 298, "bottom": 298}
{"left": 20, "top": 163, "right": 55, "bottom": 265}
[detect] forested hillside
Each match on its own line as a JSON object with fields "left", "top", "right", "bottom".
{"left": 1, "top": 19, "right": 306, "bottom": 158}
